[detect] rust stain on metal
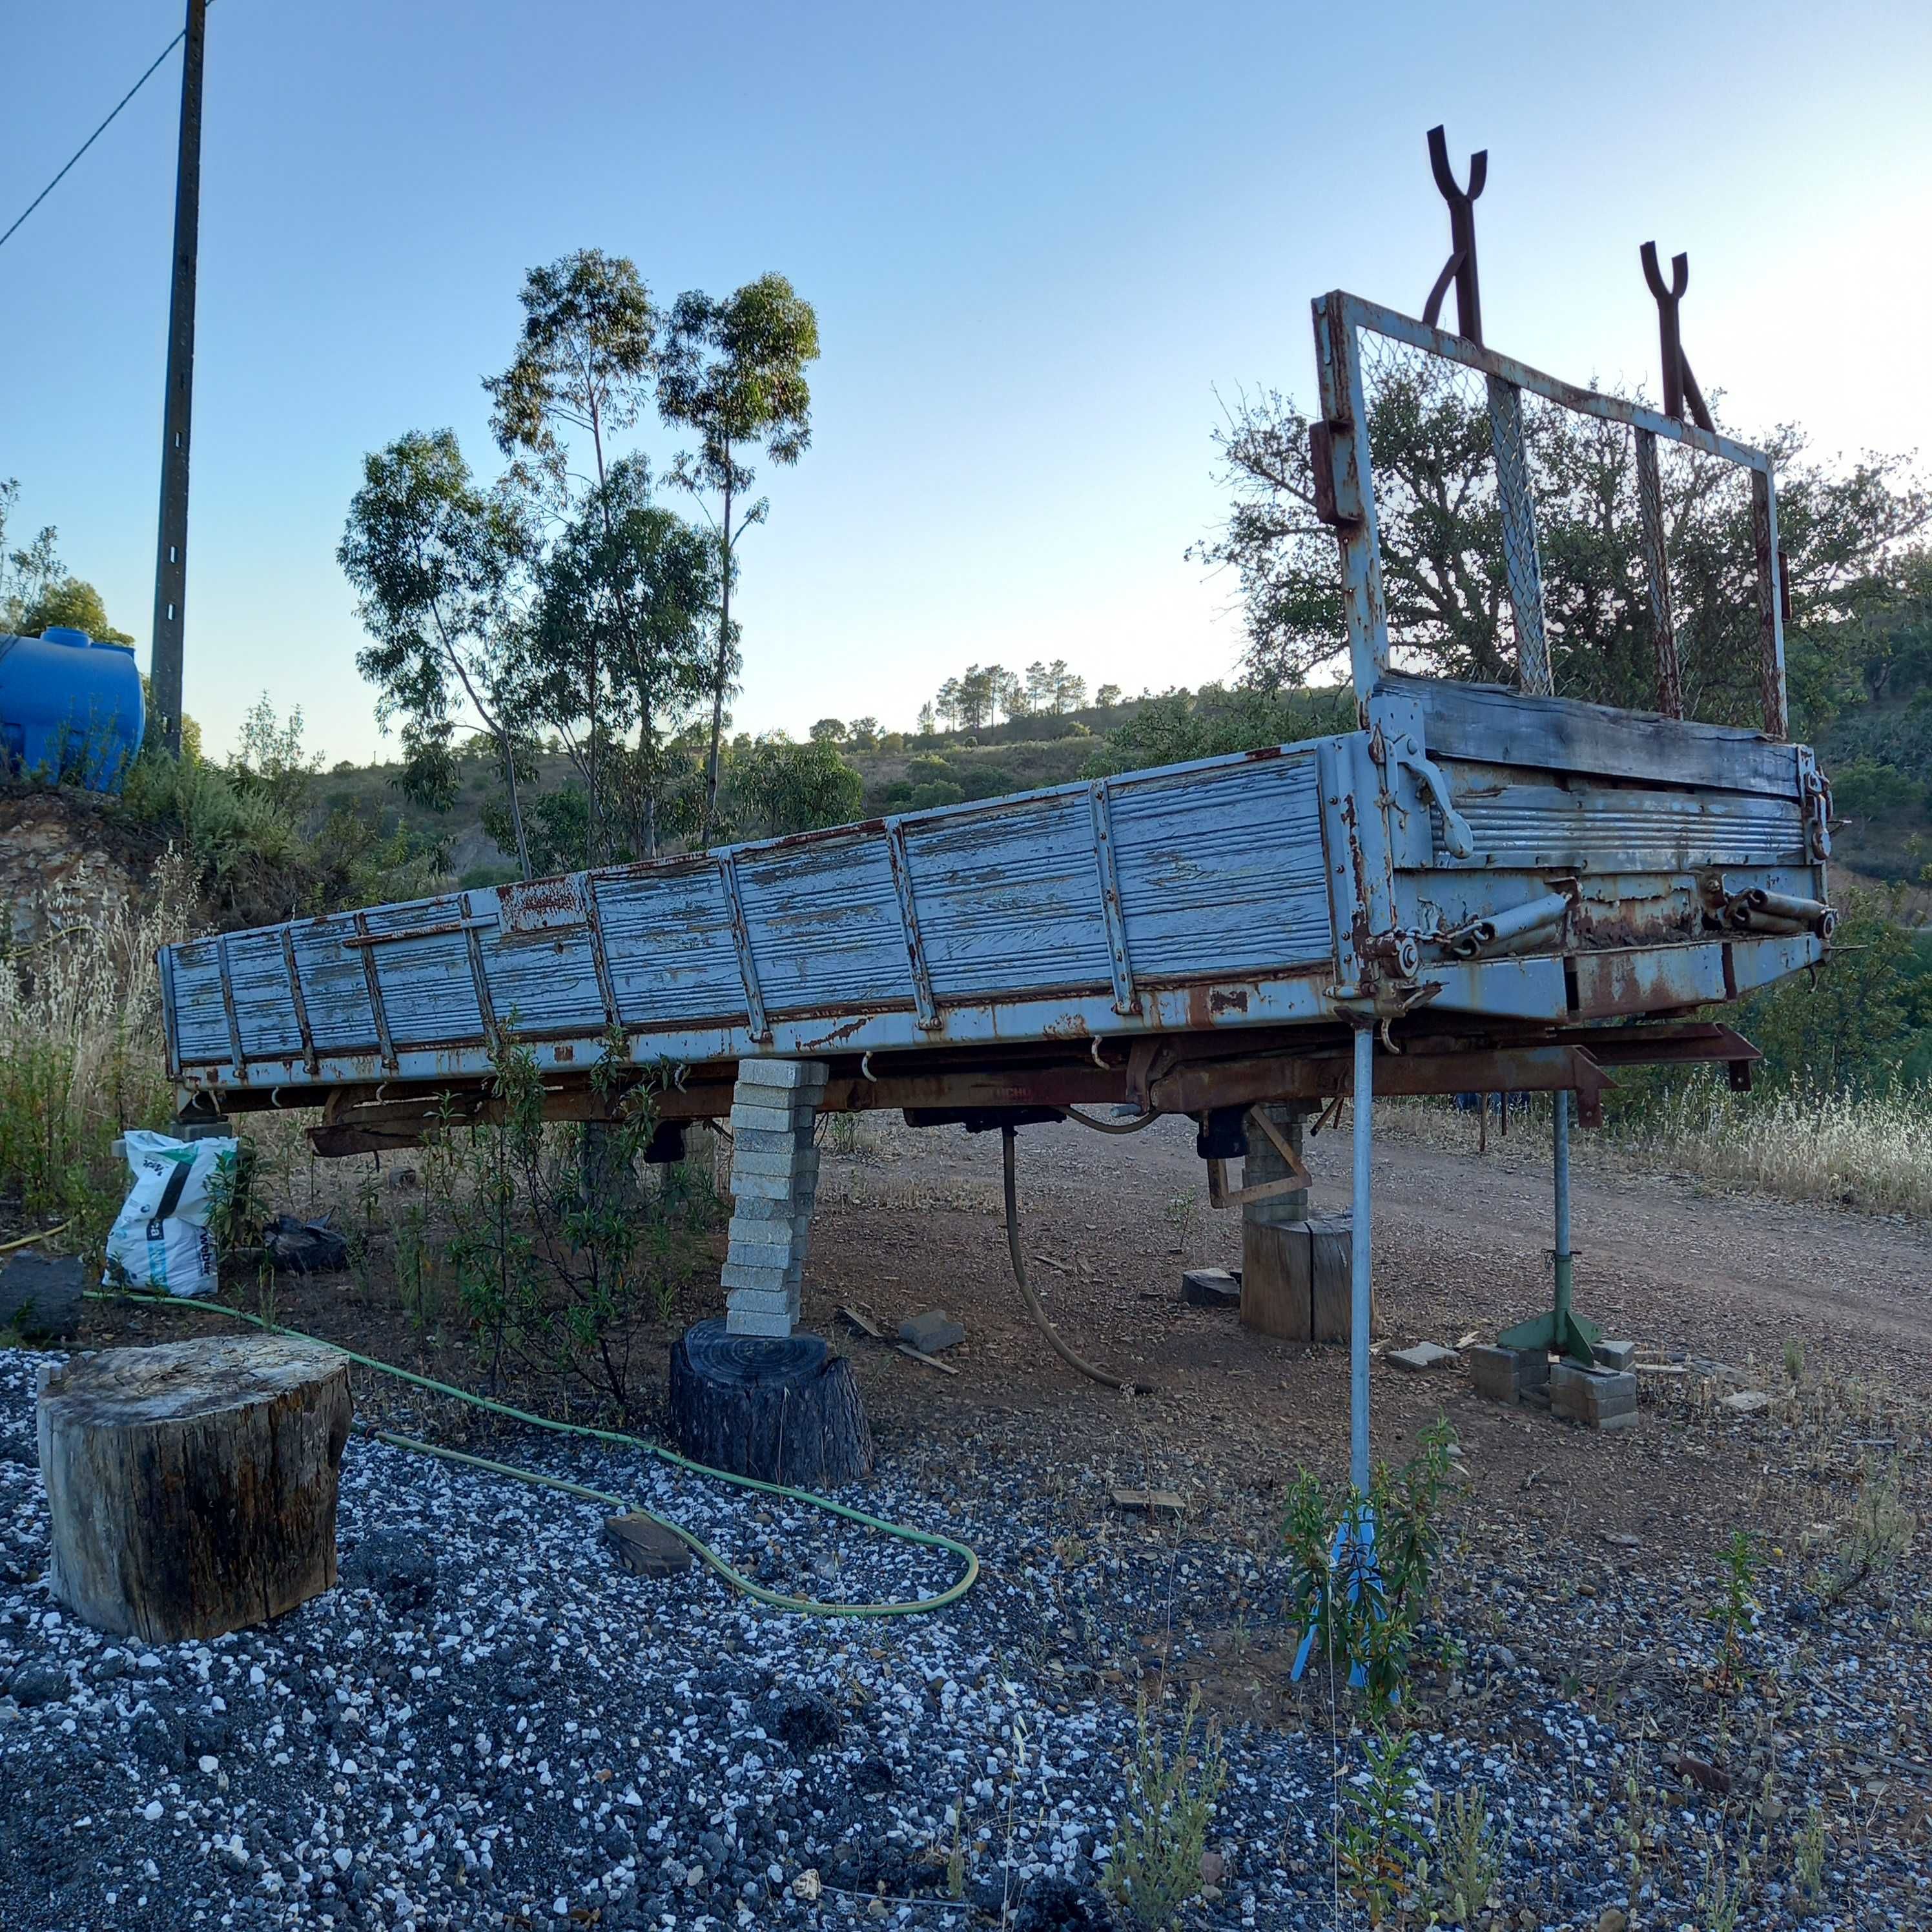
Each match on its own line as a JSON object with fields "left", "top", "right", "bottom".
{"left": 498, "top": 876, "right": 588, "bottom": 935}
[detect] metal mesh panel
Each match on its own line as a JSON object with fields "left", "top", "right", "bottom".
{"left": 1355, "top": 324, "right": 1771, "bottom": 728}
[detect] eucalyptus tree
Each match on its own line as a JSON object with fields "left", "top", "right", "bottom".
{"left": 338, "top": 428, "right": 536, "bottom": 877}
{"left": 485, "top": 250, "right": 660, "bottom": 863}
{"left": 515, "top": 457, "right": 720, "bottom": 859}
{"left": 657, "top": 272, "right": 820, "bottom": 838}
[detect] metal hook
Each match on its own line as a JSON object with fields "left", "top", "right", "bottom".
{"left": 1639, "top": 242, "right": 1714, "bottom": 432}
{"left": 1423, "top": 124, "right": 1488, "bottom": 343}
{"left": 861, "top": 1051, "right": 875, "bottom": 1084}
{"left": 1090, "top": 1037, "right": 1111, "bottom": 1069}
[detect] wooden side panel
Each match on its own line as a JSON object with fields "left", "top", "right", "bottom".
{"left": 1376, "top": 673, "right": 1797, "bottom": 795}
{"left": 593, "top": 865, "right": 742, "bottom": 1027}
{"left": 901, "top": 791, "right": 1115, "bottom": 1000}
{"left": 164, "top": 938, "right": 233, "bottom": 1065}
{"left": 356, "top": 896, "right": 477, "bottom": 1049}
{"left": 225, "top": 929, "right": 305, "bottom": 1063}
{"left": 291, "top": 915, "right": 381, "bottom": 1056}
{"left": 1432, "top": 763, "right": 1808, "bottom": 870}
{"left": 1109, "top": 754, "right": 1332, "bottom": 978}
{"left": 734, "top": 835, "right": 909, "bottom": 1016}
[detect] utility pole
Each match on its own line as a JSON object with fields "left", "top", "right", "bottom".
{"left": 149, "top": 0, "right": 206, "bottom": 757}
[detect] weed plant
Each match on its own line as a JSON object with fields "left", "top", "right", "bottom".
{"left": 0, "top": 854, "right": 189, "bottom": 1240}
{"left": 1282, "top": 1417, "right": 1459, "bottom": 1712}
{"left": 1103, "top": 1690, "right": 1226, "bottom": 1930}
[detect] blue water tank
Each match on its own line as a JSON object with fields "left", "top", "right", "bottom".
{"left": 0, "top": 628, "right": 147, "bottom": 791}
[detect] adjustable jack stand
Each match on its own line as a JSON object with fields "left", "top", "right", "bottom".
{"left": 1498, "top": 1089, "right": 1601, "bottom": 1364}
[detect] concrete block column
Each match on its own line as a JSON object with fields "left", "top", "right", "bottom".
{"left": 721, "top": 1059, "right": 828, "bottom": 1338}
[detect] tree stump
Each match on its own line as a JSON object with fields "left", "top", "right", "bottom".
{"left": 669, "top": 1319, "right": 872, "bottom": 1488}
{"left": 36, "top": 1335, "right": 352, "bottom": 1643}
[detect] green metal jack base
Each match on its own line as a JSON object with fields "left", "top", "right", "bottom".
{"left": 1499, "top": 1254, "right": 1601, "bottom": 1364}
{"left": 1498, "top": 1306, "right": 1603, "bottom": 1364}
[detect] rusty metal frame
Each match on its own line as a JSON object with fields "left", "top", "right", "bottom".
{"left": 214, "top": 932, "right": 246, "bottom": 1078}
{"left": 715, "top": 851, "right": 770, "bottom": 1043}
{"left": 1205, "top": 1104, "right": 1313, "bottom": 1209}
{"left": 883, "top": 817, "right": 940, "bottom": 1031}
{"left": 1087, "top": 779, "right": 1140, "bottom": 1016}
{"left": 280, "top": 926, "right": 319, "bottom": 1074}
{"left": 291, "top": 1016, "right": 1761, "bottom": 1157}
{"left": 1311, "top": 289, "right": 1789, "bottom": 737}
{"left": 350, "top": 910, "right": 399, "bottom": 1072}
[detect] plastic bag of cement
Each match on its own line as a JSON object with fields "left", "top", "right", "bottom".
{"left": 102, "top": 1130, "right": 240, "bottom": 1298}
{"left": 263, "top": 1214, "right": 349, "bottom": 1275}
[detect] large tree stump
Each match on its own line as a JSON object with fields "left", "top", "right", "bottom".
{"left": 669, "top": 1319, "right": 872, "bottom": 1488}
{"left": 36, "top": 1335, "right": 352, "bottom": 1643}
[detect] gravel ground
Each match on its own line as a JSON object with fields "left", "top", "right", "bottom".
{"left": 2, "top": 1344, "right": 1926, "bottom": 1931}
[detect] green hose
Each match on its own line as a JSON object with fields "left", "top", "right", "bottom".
{"left": 81, "top": 1288, "right": 979, "bottom": 1619}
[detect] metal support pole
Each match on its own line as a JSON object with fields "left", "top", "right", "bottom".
{"left": 1499, "top": 1085, "right": 1601, "bottom": 1362}
{"left": 1552, "top": 1086, "right": 1573, "bottom": 1343}
{"left": 1350, "top": 1024, "right": 1373, "bottom": 1494}
{"left": 149, "top": 0, "right": 207, "bottom": 759}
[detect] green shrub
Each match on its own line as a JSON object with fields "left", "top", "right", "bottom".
{"left": 1282, "top": 1417, "right": 1458, "bottom": 1711}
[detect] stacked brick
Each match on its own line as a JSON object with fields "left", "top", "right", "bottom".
{"left": 721, "top": 1060, "right": 828, "bottom": 1338}
{"left": 1469, "top": 1342, "right": 1639, "bottom": 1431}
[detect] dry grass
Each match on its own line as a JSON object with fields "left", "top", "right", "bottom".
{"left": 1380, "top": 1084, "right": 1932, "bottom": 1220}
{"left": 1613, "top": 1082, "right": 1932, "bottom": 1220}
{"left": 0, "top": 853, "right": 193, "bottom": 1238}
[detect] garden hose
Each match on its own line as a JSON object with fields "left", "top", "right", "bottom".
{"left": 0, "top": 1222, "right": 70, "bottom": 1255}
{"left": 80, "top": 1288, "right": 979, "bottom": 1619}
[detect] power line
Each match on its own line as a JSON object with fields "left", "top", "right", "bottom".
{"left": 0, "top": 28, "right": 188, "bottom": 253}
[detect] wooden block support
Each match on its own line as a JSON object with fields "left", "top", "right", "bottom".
{"left": 36, "top": 1335, "right": 351, "bottom": 1643}
{"left": 1242, "top": 1215, "right": 1360, "bottom": 1342}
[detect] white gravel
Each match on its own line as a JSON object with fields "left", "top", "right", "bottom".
{"left": 0, "top": 1350, "right": 1912, "bottom": 1929}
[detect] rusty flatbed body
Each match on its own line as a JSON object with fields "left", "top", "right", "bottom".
{"left": 158, "top": 290, "right": 1834, "bottom": 1151}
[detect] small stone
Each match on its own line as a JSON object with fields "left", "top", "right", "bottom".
{"left": 898, "top": 1310, "right": 966, "bottom": 1355}
{"left": 6, "top": 1665, "right": 67, "bottom": 1709}
{"left": 1596, "top": 1908, "right": 1629, "bottom": 1932}
{"left": 142, "top": 1800, "right": 164, "bottom": 1823}
{"left": 1388, "top": 1341, "right": 1459, "bottom": 1372}
{"left": 198, "top": 1754, "right": 220, "bottom": 1774}
{"left": 603, "top": 1514, "right": 694, "bottom": 1579}
{"left": 341, "top": 1528, "right": 438, "bottom": 1608}
{"left": 792, "top": 1870, "right": 821, "bottom": 1902}
{"left": 1720, "top": 1390, "right": 1771, "bottom": 1415}
{"left": 1182, "top": 1269, "right": 1240, "bottom": 1309}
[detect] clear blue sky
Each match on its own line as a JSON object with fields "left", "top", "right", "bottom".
{"left": 5, "top": 0, "right": 1929, "bottom": 765}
